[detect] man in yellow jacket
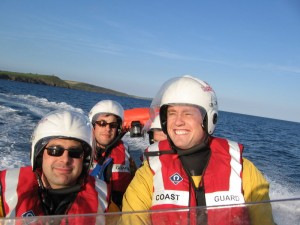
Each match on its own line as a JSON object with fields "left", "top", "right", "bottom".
{"left": 122, "top": 75, "right": 274, "bottom": 225}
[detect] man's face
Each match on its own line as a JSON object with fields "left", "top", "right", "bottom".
{"left": 167, "top": 105, "right": 205, "bottom": 150}
{"left": 42, "top": 138, "right": 83, "bottom": 189}
{"left": 93, "top": 114, "right": 118, "bottom": 148}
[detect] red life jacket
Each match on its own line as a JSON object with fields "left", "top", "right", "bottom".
{"left": 146, "top": 137, "right": 250, "bottom": 225}
{"left": 0, "top": 166, "right": 109, "bottom": 223}
{"left": 109, "top": 140, "right": 132, "bottom": 193}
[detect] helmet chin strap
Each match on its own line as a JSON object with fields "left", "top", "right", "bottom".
{"left": 35, "top": 170, "right": 49, "bottom": 189}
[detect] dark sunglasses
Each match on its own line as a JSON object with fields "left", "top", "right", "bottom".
{"left": 94, "top": 120, "right": 118, "bottom": 129}
{"left": 45, "top": 146, "right": 84, "bottom": 159}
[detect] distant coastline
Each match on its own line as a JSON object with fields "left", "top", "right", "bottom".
{"left": 0, "top": 70, "right": 149, "bottom": 100}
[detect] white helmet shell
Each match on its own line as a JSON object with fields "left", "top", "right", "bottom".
{"left": 141, "top": 114, "right": 162, "bottom": 136}
{"left": 151, "top": 75, "right": 218, "bottom": 135}
{"left": 149, "top": 115, "right": 162, "bottom": 131}
{"left": 88, "top": 100, "right": 124, "bottom": 125}
{"left": 31, "top": 110, "right": 95, "bottom": 176}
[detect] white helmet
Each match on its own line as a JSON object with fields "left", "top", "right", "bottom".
{"left": 150, "top": 75, "right": 218, "bottom": 135}
{"left": 88, "top": 100, "right": 124, "bottom": 128}
{"left": 149, "top": 115, "right": 162, "bottom": 132}
{"left": 141, "top": 115, "right": 161, "bottom": 135}
{"left": 31, "top": 110, "right": 95, "bottom": 179}
{"left": 141, "top": 115, "right": 163, "bottom": 144}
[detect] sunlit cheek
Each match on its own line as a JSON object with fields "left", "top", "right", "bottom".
{"left": 167, "top": 126, "right": 173, "bottom": 136}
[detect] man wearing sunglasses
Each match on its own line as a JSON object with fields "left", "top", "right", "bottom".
{"left": 89, "top": 100, "right": 136, "bottom": 210}
{"left": 0, "top": 110, "right": 116, "bottom": 221}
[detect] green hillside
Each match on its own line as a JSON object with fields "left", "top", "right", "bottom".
{"left": 0, "top": 70, "right": 133, "bottom": 97}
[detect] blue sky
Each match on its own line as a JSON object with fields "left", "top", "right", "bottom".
{"left": 0, "top": 1, "right": 300, "bottom": 122}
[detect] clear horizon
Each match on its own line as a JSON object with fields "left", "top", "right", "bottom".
{"left": 0, "top": 1, "right": 299, "bottom": 123}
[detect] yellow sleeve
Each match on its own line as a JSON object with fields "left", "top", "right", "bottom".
{"left": 0, "top": 196, "right": 3, "bottom": 217}
{"left": 242, "top": 158, "right": 270, "bottom": 202}
{"left": 105, "top": 201, "right": 121, "bottom": 225}
{"left": 242, "top": 158, "right": 275, "bottom": 225}
{"left": 107, "top": 201, "right": 121, "bottom": 212}
{"left": 119, "top": 161, "right": 153, "bottom": 225}
{"left": 122, "top": 160, "right": 153, "bottom": 212}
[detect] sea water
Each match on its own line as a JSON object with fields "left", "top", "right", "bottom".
{"left": 1, "top": 79, "right": 299, "bottom": 223}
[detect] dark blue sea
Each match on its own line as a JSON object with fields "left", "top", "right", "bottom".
{"left": 1, "top": 79, "right": 300, "bottom": 223}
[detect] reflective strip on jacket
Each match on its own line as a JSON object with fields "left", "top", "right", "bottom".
{"left": 106, "top": 140, "right": 133, "bottom": 193}
{"left": 0, "top": 166, "right": 108, "bottom": 220}
{"left": 146, "top": 137, "right": 250, "bottom": 225}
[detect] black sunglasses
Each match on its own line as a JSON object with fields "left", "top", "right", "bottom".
{"left": 94, "top": 120, "right": 118, "bottom": 129}
{"left": 45, "top": 146, "right": 84, "bottom": 159}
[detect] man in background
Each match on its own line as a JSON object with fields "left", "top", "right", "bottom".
{"left": 89, "top": 100, "right": 136, "bottom": 210}
{"left": 146, "top": 114, "right": 167, "bottom": 145}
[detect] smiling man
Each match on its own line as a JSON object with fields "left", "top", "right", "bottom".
{"left": 41, "top": 138, "right": 84, "bottom": 189}
{"left": 121, "top": 75, "right": 275, "bottom": 225}
{"left": 0, "top": 110, "right": 113, "bottom": 218}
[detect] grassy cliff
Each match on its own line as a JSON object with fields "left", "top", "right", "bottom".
{"left": 0, "top": 70, "right": 132, "bottom": 97}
